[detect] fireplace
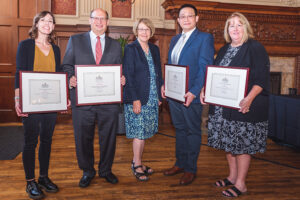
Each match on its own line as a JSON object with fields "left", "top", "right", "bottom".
{"left": 270, "top": 72, "right": 282, "bottom": 95}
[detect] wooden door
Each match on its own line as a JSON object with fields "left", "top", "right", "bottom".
{"left": 0, "top": 0, "right": 50, "bottom": 122}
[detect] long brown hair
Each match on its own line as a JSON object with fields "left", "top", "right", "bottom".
{"left": 28, "top": 11, "right": 56, "bottom": 43}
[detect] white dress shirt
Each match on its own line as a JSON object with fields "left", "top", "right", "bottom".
{"left": 90, "top": 31, "right": 105, "bottom": 62}
{"left": 171, "top": 27, "right": 196, "bottom": 64}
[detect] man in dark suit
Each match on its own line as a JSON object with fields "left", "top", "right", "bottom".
{"left": 63, "top": 8, "right": 124, "bottom": 187}
{"left": 162, "top": 4, "right": 214, "bottom": 185}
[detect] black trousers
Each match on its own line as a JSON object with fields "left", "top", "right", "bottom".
{"left": 72, "top": 104, "right": 119, "bottom": 177}
{"left": 22, "top": 113, "right": 57, "bottom": 180}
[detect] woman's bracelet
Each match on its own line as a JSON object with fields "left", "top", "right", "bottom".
{"left": 14, "top": 96, "right": 20, "bottom": 100}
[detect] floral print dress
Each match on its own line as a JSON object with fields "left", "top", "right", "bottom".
{"left": 124, "top": 50, "right": 158, "bottom": 140}
{"left": 207, "top": 45, "right": 268, "bottom": 154}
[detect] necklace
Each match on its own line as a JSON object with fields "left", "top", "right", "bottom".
{"left": 141, "top": 45, "right": 149, "bottom": 54}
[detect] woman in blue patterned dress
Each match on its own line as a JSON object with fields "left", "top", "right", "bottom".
{"left": 123, "top": 18, "right": 163, "bottom": 181}
{"left": 200, "top": 12, "right": 270, "bottom": 197}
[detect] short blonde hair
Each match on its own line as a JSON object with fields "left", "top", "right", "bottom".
{"left": 224, "top": 12, "right": 254, "bottom": 43}
{"left": 133, "top": 18, "right": 155, "bottom": 37}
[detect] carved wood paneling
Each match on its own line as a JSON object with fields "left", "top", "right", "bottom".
{"left": 162, "top": 0, "right": 300, "bottom": 55}
{"left": 162, "top": 0, "right": 300, "bottom": 94}
{"left": 112, "top": 1, "right": 132, "bottom": 18}
{"left": 52, "top": 0, "right": 76, "bottom": 15}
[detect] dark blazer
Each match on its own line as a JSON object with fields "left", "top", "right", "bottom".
{"left": 123, "top": 40, "right": 163, "bottom": 105}
{"left": 168, "top": 29, "right": 214, "bottom": 103}
{"left": 211, "top": 39, "right": 270, "bottom": 123}
{"left": 15, "top": 39, "right": 61, "bottom": 88}
{"left": 62, "top": 32, "right": 122, "bottom": 108}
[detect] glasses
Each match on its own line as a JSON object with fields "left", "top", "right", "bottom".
{"left": 91, "top": 17, "right": 107, "bottom": 22}
{"left": 137, "top": 28, "right": 150, "bottom": 33}
{"left": 178, "top": 15, "right": 195, "bottom": 20}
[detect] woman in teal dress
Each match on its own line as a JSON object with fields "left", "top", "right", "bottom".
{"left": 123, "top": 18, "right": 163, "bottom": 181}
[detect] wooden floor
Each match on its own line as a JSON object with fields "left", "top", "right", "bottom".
{"left": 1, "top": 122, "right": 300, "bottom": 200}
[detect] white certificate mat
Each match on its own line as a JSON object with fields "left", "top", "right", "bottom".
{"left": 76, "top": 65, "right": 122, "bottom": 105}
{"left": 20, "top": 71, "right": 68, "bottom": 113}
{"left": 204, "top": 65, "right": 249, "bottom": 109}
{"left": 164, "top": 64, "right": 188, "bottom": 102}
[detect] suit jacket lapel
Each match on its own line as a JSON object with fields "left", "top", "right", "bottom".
{"left": 149, "top": 44, "right": 156, "bottom": 65}
{"left": 83, "top": 32, "right": 96, "bottom": 64}
{"left": 178, "top": 29, "right": 199, "bottom": 64}
{"left": 168, "top": 34, "right": 181, "bottom": 63}
{"left": 134, "top": 40, "right": 148, "bottom": 65}
{"left": 100, "top": 36, "right": 111, "bottom": 64}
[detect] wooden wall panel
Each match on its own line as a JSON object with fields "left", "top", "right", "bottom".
{"left": 0, "top": 26, "right": 13, "bottom": 65}
{"left": 0, "top": 0, "right": 14, "bottom": 17}
{"left": 0, "top": 0, "right": 50, "bottom": 123}
{"left": 19, "top": 0, "right": 37, "bottom": 19}
{"left": 0, "top": 77, "right": 18, "bottom": 122}
{"left": 18, "top": 26, "right": 31, "bottom": 43}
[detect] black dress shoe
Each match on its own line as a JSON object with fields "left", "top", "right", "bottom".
{"left": 26, "top": 180, "right": 45, "bottom": 199}
{"left": 99, "top": 172, "right": 118, "bottom": 184}
{"left": 38, "top": 176, "right": 59, "bottom": 193}
{"left": 79, "top": 175, "right": 94, "bottom": 188}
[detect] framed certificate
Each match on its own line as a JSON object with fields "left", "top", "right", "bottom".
{"left": 75, "top": 65, "right": 122, "bottom": 106}
{"left": 20, "top": 71, "right": 68, "bottom": 113}
{"left": 164, "top": 64, "right": 189, "bottom": 103}
{"left": 204, "top": 65, "right": 249, "bottom": 109}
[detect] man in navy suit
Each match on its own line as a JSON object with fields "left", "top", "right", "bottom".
{"left": 162, "top": 4, "right": 214, "bottom": 185}
{"left": 63, "top": 8, "right": 124, "bottom": 187}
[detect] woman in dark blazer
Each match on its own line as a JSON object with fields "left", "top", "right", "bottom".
{"left": 123, "top": 18, "right": 163, "bottom": 181}
{"left": 200, "top": 12, "right": 270, "bottom": 197}
{"left": 15, "top": 11, "right": 61, "bottom": 199}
